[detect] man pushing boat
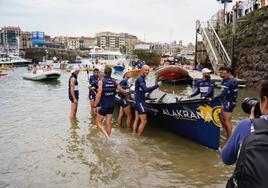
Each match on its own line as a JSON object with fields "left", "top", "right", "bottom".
{"left": 133, "top": 65, "right": 162, "bottom": 135}
{"left": 94, "top": 66, "right": 129, "bottom": 139}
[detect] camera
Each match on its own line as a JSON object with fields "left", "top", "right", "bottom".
{"left": 241, "top": 97, "right": 262, "bottom": 118}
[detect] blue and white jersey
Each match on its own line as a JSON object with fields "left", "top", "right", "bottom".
{"left": 100, "top": 76, "right": 117, "bottom": 109}
{"left": 134, "top": 75, "right": 158, "bottom": 103}
{"left": 213, "top": 78, "right": 238, "bottom": 103}
{"left": 191, "top": 79, "right": 214, "bottom": 98}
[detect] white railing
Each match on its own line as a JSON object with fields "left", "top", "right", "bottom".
{"left": 207, "top": 21, "right": 231, "bottom": 67}
{"left": 196, "top": 20, "right": 219, "bottom": 70}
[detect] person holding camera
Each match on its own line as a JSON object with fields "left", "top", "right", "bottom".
{"left": 221, "top": 80, "right": 268, "bottom": 188}
{"left": 188, "top": 68, "right": 214, "bottom": 99}
{"left": 212, "top": 66, "right": 238, "bottom": 137}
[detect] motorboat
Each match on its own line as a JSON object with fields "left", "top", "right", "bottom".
{"left": 89, "top": 47, "right": 128, "bottom": 68}
{"left": 0, "top": 53, "right": 32, "bottom": 67}
{"left": 113, "top": 65, "right": 125, "bottom": 73}
{"left": 22, "top": 70, "right": 61, "bottom": 81}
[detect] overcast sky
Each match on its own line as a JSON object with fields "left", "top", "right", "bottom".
{"left": 0, "top": 0, "right": 222, "bottom": 44}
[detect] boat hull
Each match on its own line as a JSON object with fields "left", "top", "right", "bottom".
{"left": 113, "top": 65, "right": 125, "bottom": 72}
{"left": 155, "top": 65, "right": 192, "bottom": 82}
{"left": 142, "top": 99, "right": 222, "bottom": 149}
{"left": 23, "top": 70, "right": 61, "bottom": 81}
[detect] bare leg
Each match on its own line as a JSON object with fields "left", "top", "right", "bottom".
{"left": 70, "top": 102, "right": 78, "bottom": 119}
{"left": 117, "top": 107, "right": 124, "bottom": 128}
{"left": 90, "top": 100, "right": 96, "bottom": 115}
{"left": 96, "top": 113, "right": 109, "bottom": 139}
{"left": 105, "top": 114, "right": 113, "bottom": 136}
{"left": 137, "top": 114, "right": 148, "bottom": 136}
{"left": 222, "top": 111, "right": 233, "bottom": 137}
{"left": 124, "top": 106, "right": 132, "bottom": 129}
{"left": 132, "top": 111, "right": 139, "bottom": 133}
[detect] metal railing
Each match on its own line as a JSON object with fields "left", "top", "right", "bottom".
{"left": 207, "top": 21, "right": 231, "bottom": 67}
{"left": 196, "top": 20, "right": 219, "bottom": 70}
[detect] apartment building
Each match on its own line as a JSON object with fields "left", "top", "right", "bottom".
{"left": 20, "top": 31, "right": 32, "bottom": 49}
{"left": 0, "top": 26, "right": 21, "bottom": 48}
{"left": 96, "top": 32, "right": 138, "bottom": 52}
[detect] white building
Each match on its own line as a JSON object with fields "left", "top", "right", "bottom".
{"left": 67, "top": 37, "right": 79, "bottom": 50}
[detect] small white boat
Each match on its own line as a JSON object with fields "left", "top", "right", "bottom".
{"left": 23, "top": 70, "right": 61, "bottom": 81}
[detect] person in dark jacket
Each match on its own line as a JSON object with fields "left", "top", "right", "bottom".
{"left": 69, "top": 65, "right": 80, "bottom": 119}
{"left": 117, "top": 69, "right": 132, "bottom": 128}
{"left": 133, "top": 65, "right": 162, "bottom": 135}
{"left": 188, "top": 68, "right": 214, "bottom": 99}
{"left": 221, "top": 80, "right": 268, "bottom": 188}
{"left": 94, "top": 66, "right": 129, "bottom": 139}
{"left": 88, "top": 68, "right": 99, "bottom": 115}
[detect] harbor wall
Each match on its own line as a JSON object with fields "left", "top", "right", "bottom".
{"left": 23, "top": 48, "right": 89, "bottom": 63}
{"left": 218, "top": 6, "right": 268, "bottom": 86}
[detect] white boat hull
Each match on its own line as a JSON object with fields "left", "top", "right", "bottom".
{"left": 23, "top": 70, "right": 61, "bottom": 81}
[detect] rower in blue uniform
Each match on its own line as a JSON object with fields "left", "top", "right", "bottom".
{"left": 117, "top": 68, "right": 132, "bottom": 128}
{"left": 188, "top": 68, "right": 214, "bottom": 99}
{"left": 133, "top": 65, "right": 162, "bottom": 135}
{"left": 213, "top": 66, "right": 238, "bottom": 137}
{"left": 68, "top": 65, "right": 80, "bottom": 119}
{"left": 88, "top": 68, "right": 99, "bottom": 115}
{"left": 94, "top": 66, "right": 129, "bottom": 139}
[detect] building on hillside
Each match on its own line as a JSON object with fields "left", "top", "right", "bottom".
{"left": 20, "top": 31, "right": 32, "bottom": 49}
{"left": 53, "top": 36, "right": 68, "bottom": 47}
{"left": 32, "top": 31, "right": 45, "bottom": 47}
{"left": 67, "top": 37, "right": 79, "bottom": 50}
{"left": 96, "top": 32, "right": 138, "bottom": 52}
{"left": 96, "top": 32, "right": 124, "bottom": 51}
{"left": 79, "top": 36, "right": 94, "bottom": 49}
{"left": 124, "top": 34, "right": 138, "bottom": 52}
{"left": 0, "top": 26, "right": 21, "bottom": 48}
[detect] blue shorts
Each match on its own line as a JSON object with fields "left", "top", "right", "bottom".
{"left": 119, "top": 98, "right": 129, "bottom": 108}
{"left": 89, "top": 93, "right": 96, "bottom": 100}
{"left": 98, "top": 107, "right": 114, "bottom": 116}
{"left": 223, "top": 101, "right": 236, "bottom": 112}
{"left": 135, "top": 101, "right": 147, "bottom": 115}
{"left": 89, "top": 90, "right": 96, "bottom": 100}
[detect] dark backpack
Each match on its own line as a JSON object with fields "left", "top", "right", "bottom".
{"left": 226, "top": 118, "right": 268, "bottom": 188}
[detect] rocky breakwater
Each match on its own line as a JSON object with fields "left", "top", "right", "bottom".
{"left": 23, "top": 48, "right": 89, "bottom": 63}
{"left": 219, "top": 6, "right": 268, "bottom": 86}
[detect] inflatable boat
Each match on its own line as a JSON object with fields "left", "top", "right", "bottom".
{"left": 23, "top": 70, "right": 61, "bottom": 81}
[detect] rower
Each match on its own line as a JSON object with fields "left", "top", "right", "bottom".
{"left": 188, "top": 68, "right": 215, "bottom": 99}
{"left": 88, "top": 68, "right": 99, "bottom": 115}
{"left": 133, "top": 65, "right": 162, "bottom": 135}
{"left": 117, "top": 68, "right": 132, "bottom": 128}
{"left": 94, "top": 66, "right": 129, "bottom": 139}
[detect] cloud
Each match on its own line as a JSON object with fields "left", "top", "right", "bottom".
{"left": 0, "top": 0, "right": 221, "bottom": 44}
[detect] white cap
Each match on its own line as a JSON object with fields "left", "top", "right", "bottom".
{"left": 123, "top": 68, "right": 131, "bottom": 77}
{"left": 71, "top": 65, "right": 80, "bottom": 73}
{"left": 202, "top": 68, "right": 212, "bottom": 73}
